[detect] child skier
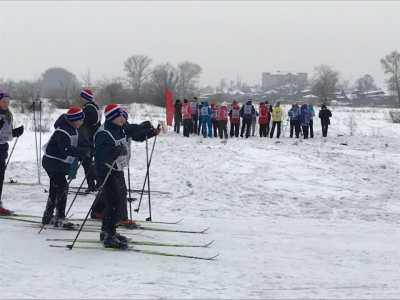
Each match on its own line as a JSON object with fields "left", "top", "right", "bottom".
{"left": 42, "top": 106, "right": 88, "bottom": 227}
{"left": 94, "top": 103, "right": 159, "bottom": 248}
{"left": 0, "top": 90, "right": 24, "bottom": 215}
{"left": 258, "top": 102, "right": 269, "bottom": 138}
{"left": 181, "top": 99, "right": 193, "bottom": 137}
{"left": 77, "top": 88, "right": 101, "bottom": 192}
{"left": 217, "top": 104, "right": 228, "bottom": 139}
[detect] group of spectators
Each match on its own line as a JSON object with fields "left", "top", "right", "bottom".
{"left": 173, "top": 97, "right": 333, "bottom": 139}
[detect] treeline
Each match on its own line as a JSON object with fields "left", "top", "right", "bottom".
{"left": 0, "top": 55, "right": 202, "bottom": 111}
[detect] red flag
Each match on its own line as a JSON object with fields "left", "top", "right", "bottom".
{"left": 165, "top": 88, "right": 174, "bottom": 126}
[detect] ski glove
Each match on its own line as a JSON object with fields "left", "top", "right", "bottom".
{"left": 140, "top": 121, "right": 153, "bottom": 129}
{"left": 12, "top": 125, "right": 24, "bottom": 137}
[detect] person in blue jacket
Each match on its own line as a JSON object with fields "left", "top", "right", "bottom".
{"left": 94, "top": 103, "right": 159, "bottom": 249}
{"left": 42, "top": 106, "right": 89, "bottom": 227}
{"left": 199, "top": 101, "right": 212, "bottom": 138}
{"left": 300, "top": 104, "right": 311, "bottom": 139}
{"left": 308, "top": 104, "right": 316, "bottom": 138}
{"left": 288, "top": 103, "right": 301, "bottom": 138}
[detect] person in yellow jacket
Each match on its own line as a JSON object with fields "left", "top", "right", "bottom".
{"left": 269, "top": 102, "right": 283, "bottom": 138}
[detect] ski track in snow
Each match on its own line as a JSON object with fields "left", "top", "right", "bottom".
{"left": 2, "top": 105, "right": 400, "bottom": 298}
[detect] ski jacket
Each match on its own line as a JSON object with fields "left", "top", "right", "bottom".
{"left": 79, "top": 101, "right": 101, "bottom": 147}
{"left": 181, "top": 102, "right": 192, "bottom": 120}
{"left": 217, "top": 105, "right": 228, "bottom": 121}
{"left": 309, "top": 105, "right": 316, "bottom": 118}
{"left": 319, "top": 108, "right": 332, "bottom": 125}
{"left": 229, "top": 103, "right": 241, "bottom": 124}
{"left": 190, "top": 101, "right": 199, "bottom": 116}
{"left": 271, "top": 106, "right": 283, "bottom": 122}
{"left": 0, "top": 109, "right": 13, "bottom": 144}
{"left": 199, "top": 102, "right": 211, "bottom": 118}
{"left": 211, "top": 104, "right": 219, "bottom": 120}
{"left": 174, "top": 101, "right": 182, "bottom": 120}
{"left": 42, "top": 115, "right": 84, "bottom": 175}
{"left": 258, "top": 103, "right": 269, "bottom": 124}
{"left": 288, "top": 106, "right": 301, "bottom": 121}
{"left": 240, "top": 101, "right": 256, "bottom": 121}
{"left": 300, "top": 104, "right": 311, "bottom": 126}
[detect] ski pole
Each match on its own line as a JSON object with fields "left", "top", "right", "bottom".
{"left": 65, "top": 168, "right": 86, "bottom": 218}
{"left": 68, "top": 159, "right": 117, "bottom": 250}
{"left": 5, "top": 137, "right": 19, "bottom": 170}
{"left": 145, "top": 137, "right": 152, "bottom": 222}
{"left": 134, "top": 133, "right": 157, "bottom": 214}
{"left": 127, "top": 165, "right": 133, "bottom": 221}
{"left": 38, "top": 99, "right": 42, "bottom": 184}
{"left": 33, "top": 101, "right": 41, "bottom": 184}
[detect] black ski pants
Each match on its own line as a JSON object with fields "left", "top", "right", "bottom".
{"left": 290, "top": 120, "right": 301, "bottom": 138}
{"left": 270, "top": 121, "right": 281, "bottom": 138}
{"left": 259, "top": 124, "right": 268, "bottom": 137}
{"left": 0, "top": 143, "right": 8, "bottom": 205}
{"left": 183, "top": 118, "right": 192, "bottom": 137}
{"left": 302, "top": 125, "right": 309, "bottom": 139}
{"left": 42, "top": 171, "right": 68, "bottom": 223}
{"left": 218, "top": 120, "right": 228, "bottom": 139}
{"left": 240, "top": 118, "right": 252, "bottom": 138}
{"left": 230, "top": 122, "right": 240, "bottom": 137}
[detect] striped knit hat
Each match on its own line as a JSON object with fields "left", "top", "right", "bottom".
{"left": 104, "top": 103, "right": 123, "bottom": 121}
{"left": 80, "top": 89, "right": 94, "bottom": 101}
{"left": 66, "top": 106, "right": 85, "bottom": 121}
{"left": 0, "top": 89, "right": 9, "bottom": 100}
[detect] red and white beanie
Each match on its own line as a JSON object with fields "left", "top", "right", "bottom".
{"left": 80, "top": 88, "right": 94, "bottom": 101}
{"left": 104, "top": 103, "right": 123, "bottom": 121}
{"left": 66, "top": 106, "right": 85, "bottom": 121}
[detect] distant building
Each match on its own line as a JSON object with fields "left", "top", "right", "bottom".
{"left": 261, "top": 72, "right": 308, "bottom": 91}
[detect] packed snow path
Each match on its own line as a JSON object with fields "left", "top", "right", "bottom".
{"left": 2, "top": 105, "right": 400, "bottom": 298}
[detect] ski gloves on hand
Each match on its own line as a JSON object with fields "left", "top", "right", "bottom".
{"left": 12, "top": 125, "right": 24, "bottom": 137}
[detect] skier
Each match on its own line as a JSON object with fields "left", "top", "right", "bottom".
{"left": 0, "top": 90, "right": 24, "bottom": 215}
{"left": 265, "top": 101, "right": 272, "bottom": 136}
{"left": 270, "top": 102, "right": 283, "bottom": 138}
{"left": 258, "top": 102, "right": 269, "bottom": 138}
{"left": 300, "top": 104, "right": 311, "bottom": 139}
{"left": 173, "top": 99, "right": 182, "bottom": 134}
{"left": 217, "top": 104, "right": 228, "bottom": 139}
{"left": 199, "top": 101, "right": 212, "bottom": 138}
{"left": 41, "top": 106, "right": 89, "bottom": 227}
{"left": 77, "top": 88, "right": 101, "bottom": 192}
{"left": 94, "top": 103, "right": 158, "bottom": 248}
{"left": 308, "top": 104, "right": 316, "bottom": 138}
{"left": 229, "top": 100, "right": 241, "bottom": 138}
{"left": 319, "top": 104, "right": 332, "bottom": 137}
{"left": 211, "top": 103, "right": 219, "bottom": 138}
{"left": 190, "top": 97, "right": 199, "bottom": 135}
{"left": 181, "top": 99, "right": 192, "bottom": 137}
{"left": 288, "top": 103, "right": 301, "bottom": 138}
{"left": 240, "top": 99, "right": 256, "bottom": 138}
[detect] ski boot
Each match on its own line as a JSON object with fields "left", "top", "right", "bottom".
{"left": 53, "top": 218, "right": 75, "bottom": 230}
{"left": 102, "top": 233, "right": 128, "bottom": 249}
{"left": 90, "top": 211, "right": 104, "bottom": 220}
{"left": 100, "top": 231, "right": 129, "bottom": 243}
{"left": 0, "top": 206, "right": 13, "bottom": 216}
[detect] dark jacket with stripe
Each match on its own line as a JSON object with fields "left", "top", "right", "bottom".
{"left": 42, "top": 115, "right": 84, "bottom": 175}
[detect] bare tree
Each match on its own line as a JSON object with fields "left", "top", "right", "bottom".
{"left": 311, "top": 65, "right": 339, "bottom": 104}
{"left": 177, "top": 61, "right": 202, "bottom": 98}
{"left": 150, "top": 63, "right": 179, "bottom": 106}
{"left": 354, "top": 74, "right": 377, "bottom": 93}
{"left": 124, "top": 55, "right": 152, "bottom": 99}
{"left": 381, "top": 50, "right": 400, "bottom": 106}
{"left": 81, "top": 68, "right": 93, "bottom": 89}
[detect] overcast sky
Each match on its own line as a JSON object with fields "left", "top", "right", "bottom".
{"left": 1, "top": 1, "right": 399, "bottom": 88}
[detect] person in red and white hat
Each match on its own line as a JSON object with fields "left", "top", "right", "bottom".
{"left": 93, "top": 103, "right": 159, "bottom": 249}
{"left": 41, "top": 106, "right": 90, "bottom": 228}
{"left": 76, "top": 88, "right": 101, "bottom": 192}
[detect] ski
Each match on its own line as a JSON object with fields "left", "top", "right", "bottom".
{"left": 5, "top": 180, "right": 42, "bottom": 186}
{"left": 49, "top": 244, "right": 219, "bottom": 261}
{"left": 46, "top": 238, "right": 214, "bottom": 248}
{"left": 9, "top": 214, "right": 184, "bottom": 225}
{"left": 1, "top": 216, "right": 208, "bottom": 234}
{"left": 68, "top": 186, "right": 171, "bottom": 195}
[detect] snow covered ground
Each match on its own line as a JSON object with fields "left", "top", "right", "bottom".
{"left": 2, "top": 104, "right": 400, "bottom": 298}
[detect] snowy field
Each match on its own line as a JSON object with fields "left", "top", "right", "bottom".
{"left": 2, "top": 104, "right": 400, "bottom": 298}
